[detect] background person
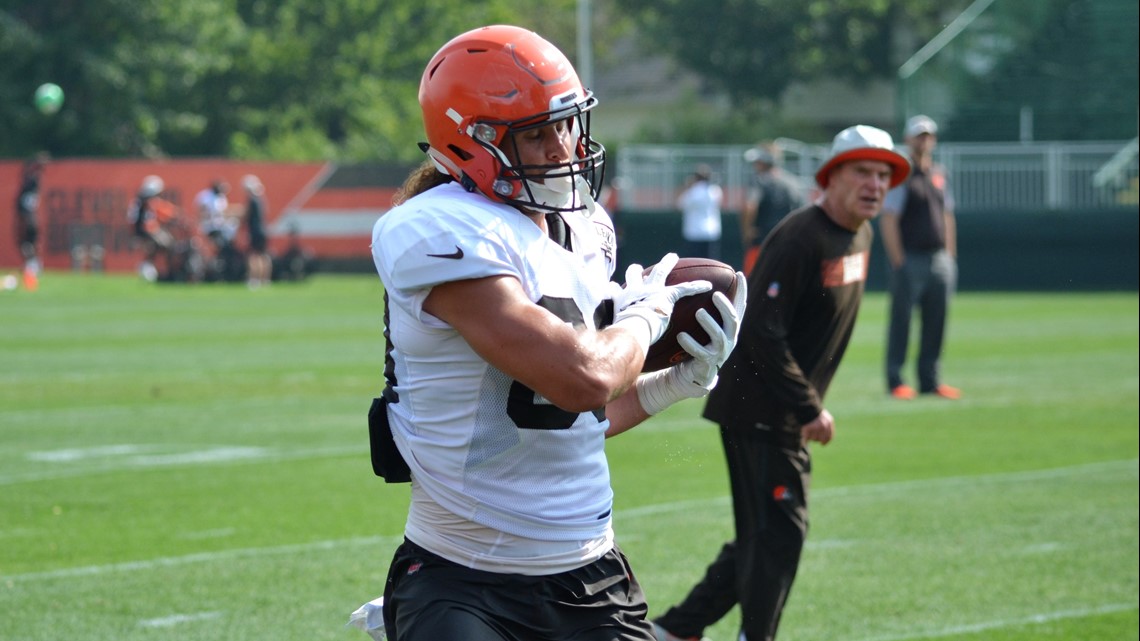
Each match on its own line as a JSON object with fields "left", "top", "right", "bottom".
{"left": 195, "top": 179, "right": 234, "bottom": 248}
{"left": 273, "top": 222, "right": 316, "bottom": 281}
{"left": 879, "top": 115, "right": 960, "bottom": 400}
{"left": 676, "top": 164, "right": 724, "bottom": 260}
{"left": 365, "top": 25, "right": 746, "bottom": 641}
{"left": 126, "top": 175, "right": 177, "bottom": 282}
{"left": 241, "top": 174, "right": 270, "bottom": 288}
{"left": 739, "top": 142, "right": 805, "bottom": 276}
{"left": 651, "top": 125, "right": 910, "bottom": 641}
{"left": 14, "top": 153, "right": 48, "bottom": 291}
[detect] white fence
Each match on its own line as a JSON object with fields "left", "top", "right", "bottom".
{"left": 614, "top": 138, "right": 1140, "bottom": 213}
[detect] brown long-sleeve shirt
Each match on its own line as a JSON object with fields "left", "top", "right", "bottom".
{"left": 703, "top": 204, "right": 870, "bottom": 447}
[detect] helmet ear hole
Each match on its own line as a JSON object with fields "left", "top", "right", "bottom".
{"left": 448, "top": 144, "right": 474, "bottom": 161}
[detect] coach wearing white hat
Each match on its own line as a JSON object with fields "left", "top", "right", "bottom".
{"left": 653, "top": 125, "right": 908, "bottom": 641}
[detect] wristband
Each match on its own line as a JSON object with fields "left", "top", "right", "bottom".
{"left": 635, "top": 365, "right": 715, "bottom": 416}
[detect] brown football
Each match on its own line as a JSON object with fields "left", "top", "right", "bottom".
{"left": 641, "top": 257, "right": 740, "bottom": 372}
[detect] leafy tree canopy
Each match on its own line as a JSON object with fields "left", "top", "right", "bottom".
{"left": 618, "top": 0, "right": 955, "bottom": 105}
{"left": 4, "top": 0, "right": 1131, "bottom": 160}
{"left": 0, "top": 0, "right": 576, "bottom": 161}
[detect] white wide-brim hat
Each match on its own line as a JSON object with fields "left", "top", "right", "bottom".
{"left": 814, "top": 125, "right": 910, "bottom": 189}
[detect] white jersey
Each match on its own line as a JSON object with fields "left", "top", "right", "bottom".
{"left": 371, "top": 181, "right": 618, "bottom": 573}
{"left": 196, "top": 188, "right": 230, "bottom": 236}
{"left": 677, "top": 180, "right": 724, "bottom": 241}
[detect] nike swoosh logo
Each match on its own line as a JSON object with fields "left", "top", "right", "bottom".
{"left": 427, "top": 246, "right": 464, "bottom": 260}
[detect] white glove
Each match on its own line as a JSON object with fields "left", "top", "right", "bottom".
{"left": 611, "top": 253, "right": 712, "bottom": 353}
{"left": 637, "top": 273, "right": 748, "bottom": 415}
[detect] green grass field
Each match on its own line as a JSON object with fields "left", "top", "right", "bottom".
{"left": 1, "top": 273, "right": 1136, "bottom": 641}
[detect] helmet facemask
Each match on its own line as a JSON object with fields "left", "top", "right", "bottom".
{"left": 469, "top": 92, "right": 605, "bottom": 216}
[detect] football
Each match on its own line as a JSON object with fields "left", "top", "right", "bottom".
{"left": 642, "top": 257, "right": 740, "bottom": 372}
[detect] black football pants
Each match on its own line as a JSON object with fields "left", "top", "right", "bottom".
{"left": 383, "top": 538, "right": 656, "bottom": 641}
{"left": 654, "top": 425, "right": 810, "bottom": 641}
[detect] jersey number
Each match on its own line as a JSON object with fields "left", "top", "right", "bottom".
{"left": 506, "top": 295, "right": 608, "bottom": 430}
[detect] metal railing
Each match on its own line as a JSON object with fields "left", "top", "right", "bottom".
{"left": 614, "top": 139, "right": 1140, "bottom": 212}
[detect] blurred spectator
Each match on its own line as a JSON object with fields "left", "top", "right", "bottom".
{"left": 195, "top": 179, "right": 234, "bottom": 249}
{"left": 14, "top": 153, "right": 49, "bottom": 291}
{"left": 273, "top": 222, "right": 316, "bottom": 282}
{"left": 676, "top": 164, "right": 724, "bottom": 260}
{"left": 740, "top": 142, "right": 805, "bottom": 275}
{"left": 880, "top": 115, "right": 960, "bottom": 400}
{"left": 241, "top": 175, "right": 271, "bottom": 289}
{"left": 126, "top": 175, "right": 177, "bottom": 282}
{"left": 599, "top": 175, "right": 629, "bottom": 251}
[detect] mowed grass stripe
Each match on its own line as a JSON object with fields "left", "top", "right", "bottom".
{"left": 5, "top": 457, "right": 1130, "bottom": 579}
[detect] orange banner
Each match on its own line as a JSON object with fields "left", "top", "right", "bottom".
{"left": 2, "top": 159, "right": 328, "bottom": 273}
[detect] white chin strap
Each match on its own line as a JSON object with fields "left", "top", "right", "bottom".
{"left": 524, "top": 173, "right": 595, "bottom": 213}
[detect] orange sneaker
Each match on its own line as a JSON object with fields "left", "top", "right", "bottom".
{"left": 890, "top": 384, "right": 917, "bottom": 400}
{"left": 22, "top": 270, "right": 38, "bottom": 292}
{"left": 929, "top": 384, "right": 961, "bottom": 400}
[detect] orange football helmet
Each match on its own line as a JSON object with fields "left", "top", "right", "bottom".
{"left": 419, "top": 25, "right": 605, "bottom": 214}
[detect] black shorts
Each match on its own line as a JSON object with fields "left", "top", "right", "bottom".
{"left": 382, "top": 538, "right": 655, "bottom": 641}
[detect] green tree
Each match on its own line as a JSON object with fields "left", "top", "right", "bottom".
{"left": 0, "top": 0, "right": 585, "bottom": 161}
{"left": 1, "top": 0, "right": 244, "bottom": 158}
{"left": 617, "top": 0, "right": 961, "bottom": 105}
{"left": 944, "top": 0, "right": 1139, "bottom": 141}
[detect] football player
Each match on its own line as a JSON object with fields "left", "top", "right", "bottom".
{"left": 365, "top": 24, "right": 746, "bottom": 641}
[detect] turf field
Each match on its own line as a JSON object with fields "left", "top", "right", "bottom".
{"left": 1, "top": 273, "right": 1136, "bottom": 641}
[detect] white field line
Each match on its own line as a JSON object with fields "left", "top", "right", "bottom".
{"left": 617, "top": 458, "right": 1138, "bottom": 519}
{"left": 0, "top": 444, "right": 367, "bottom": 486}
{"left": 850, "top": 602, "right": 1138, "bottom": 641}
{"left": 811, "top": 457, "right": 1138, "bottom": 498}
{"left": 138, "top": 611, "right": 224, "bottom": 628}
{"left": 177, "top": 527, "right": 237, "bottom": 540}
{"left": 4, "top": 459, "right": 1133, "bottom": 585}
{"left": 3, "top": 535, "right": 401, "bottom": 584}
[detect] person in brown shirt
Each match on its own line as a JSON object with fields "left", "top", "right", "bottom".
{"left": 652, "top": 125, "right": 910, "bottom": 641}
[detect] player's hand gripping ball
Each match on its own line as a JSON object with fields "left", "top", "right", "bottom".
{"left": 642, "top": 257, "right": 741, "bottom": 372}
{"left": 34, "top": 83, "right": 64, "bottom": 115}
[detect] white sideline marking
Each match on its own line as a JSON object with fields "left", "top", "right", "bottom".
{"left": 851, "top": 602, "right": 1137, "bottom": 641}
{"left": 129, "top": 446, "right": 267, "bottom": 465}
{"left": 3, "top": 535, "right": 402, "bottom": 584}
{"left": 1017, "top": 541, "right": 1065, "bottom": 555}
{"left": 812, "top": 458, "right": 1138, "bottom": 499}
{"left": 25, "top": 445, "right": 266, "bottom": 466}
{"left": 0, "top": 445, "right": 366, "bottom": 486}
{"left": 616, "top": 459, "right": 1137, "bottom": 520}
{"left": 138, "top": 611, "right": 223, "bottom": 628}
{"left": 177, "top": 527, "right": 236, "bottom": 540}
{"left": 26, "top": 444, "right": 150, "bottom": 462}
{"left": 619, "top": 496, "right": 729, "bottom": 518}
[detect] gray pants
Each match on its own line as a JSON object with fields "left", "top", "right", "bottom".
{"left": 885, "top": 249, "right": 957, "bottom": 392}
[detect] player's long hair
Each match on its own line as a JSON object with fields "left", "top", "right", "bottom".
{"left": 393, "top": 160, "right": 453, "bottom": 206}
